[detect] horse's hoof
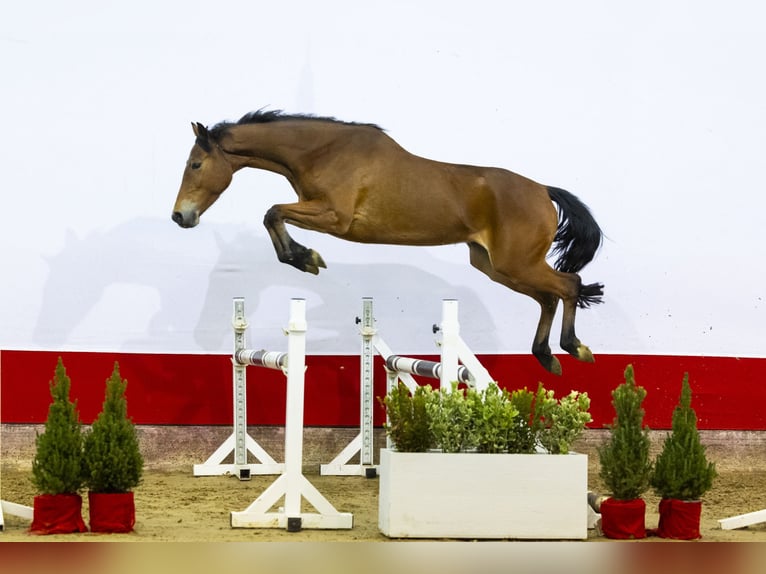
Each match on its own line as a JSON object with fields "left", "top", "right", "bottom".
{"left": 538, "top": 355, "right": 562, "bottom": 376}
{"left": 288, "top": 249, "right": 327, "bottom": 274}
{"left": 533, "top": 347, "right": 562, "bottom": 375}
{"left": 577, "top": 345, "right": 595, "bottom": 363}
{"left": 548, "top": 356, "right": 563, "bottom": 376}
{"left": 302, "top": 250, "right": 326, "bottom": 275}
{"left": 311, "top": 250, "right": 327, "bottom": 270}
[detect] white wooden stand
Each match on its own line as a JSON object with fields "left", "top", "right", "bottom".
{"left": 1, "top": 386, "right": 34, "bottom": 529}
{"left": 230, "top": 298, "right": 353, "bottom": 531}
{"left": 0, "top": 499, "right": 33, "bottom": 531}
{"left": 719, "top": 509, "right": 766, "bottom": 530}
{"left": 320, "top": 298, "right": 494, "bottom": 477}
{"left": 193, "top": 298, "right": 284, "bottom": 480}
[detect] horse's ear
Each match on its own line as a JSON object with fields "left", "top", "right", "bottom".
{"left": 192, "top": 122, "right": 209, "bottom": 139}
{"left": 192, "top": 122, "right": 213, "bottom": 152}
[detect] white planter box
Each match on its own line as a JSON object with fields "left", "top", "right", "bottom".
{"left": 378, "top": 448, "right": 588, "bottom": 539}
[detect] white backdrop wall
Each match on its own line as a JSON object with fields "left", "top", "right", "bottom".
{"left": 2, "top": 1, "right": 764, "bottom": 358}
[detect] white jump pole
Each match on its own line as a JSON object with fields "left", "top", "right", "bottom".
{"left": 193, "top": 298, "right": 284, "bottom": 480}
{"left": 0, "top": 500, "right": 33, "bottom": 531}
{"left": 719, "top": 509, "right": 766, "bottom": 530}
{"left": 1, "top": 356, "right": 34, "bottom": 530}
{"left": 230, "top": 298, "right": 353, "bottom": 531}
{"left": 321, "top": 298, "right": 494, "bottom": 476}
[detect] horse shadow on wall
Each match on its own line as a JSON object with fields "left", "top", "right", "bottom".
{"left": 33, "top": 218, "right": 498, "bottom": 352}
{"left": 194, "top": 230, "right": 499, "bottom": 352}
{"left": 33, "top": 218, "right": 207, "bottom": 349}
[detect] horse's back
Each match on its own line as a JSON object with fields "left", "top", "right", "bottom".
{"left": 295, "top": 125, "right": 557, "bottom": 248}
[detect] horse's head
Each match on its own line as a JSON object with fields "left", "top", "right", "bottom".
{"left": 171, "top": 122, "right": 234, "bottom": 228}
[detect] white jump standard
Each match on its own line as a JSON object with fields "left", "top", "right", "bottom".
{"left": 193, "top": 299, "right": 284, "bottom": 479}
{"left": 229, "top": 297, "right": 353, "bottom": 531}
{"left": 320, "top": 298, "right": 493, "bottom": 477}
{"left": 319, "top": 298, "right": 379, "bottom": 477}
{"left": 383, "top": 299, "right": 493, "bottom": 394}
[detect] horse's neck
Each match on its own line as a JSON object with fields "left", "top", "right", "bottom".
{"left": 221, "top": 122, "right": 339, "bottom": 176}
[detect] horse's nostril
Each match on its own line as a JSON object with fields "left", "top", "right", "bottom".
{"left": 172, "top": 211, "right": 184, "bottom": 225}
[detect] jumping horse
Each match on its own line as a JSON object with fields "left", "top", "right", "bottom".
{"left": 172, "top": 110, "right": 603, "bottom": 375}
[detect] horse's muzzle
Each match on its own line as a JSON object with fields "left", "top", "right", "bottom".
{"left": 171, "top": 211, "right": 197, "bottom": 228}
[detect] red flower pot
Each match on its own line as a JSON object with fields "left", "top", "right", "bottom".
{"left": 656, "top": 498, "right": 702, "bottom": 540}
{"left": 88, "top": 491, "right": 136, "bottom": 533}
{"left": 30, "top": 493, "right": 88, "bottom": 534}
{"left": 600, "top": 497, "right": 646, "bottom": 539}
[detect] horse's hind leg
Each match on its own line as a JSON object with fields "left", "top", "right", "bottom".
{"left": 559, "top": 279, "right": 604, "bottom": 363}
{"left": 469, "top": 243, "right": 563, "bottom": 374}
{"left": 470, "top": 241, "right": 602, "bottom": 373}
{"left": 531, "top": 294, "right": 563, "bottom": 375}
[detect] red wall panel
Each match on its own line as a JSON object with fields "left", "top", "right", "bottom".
{"left": 1, "top": 350, "right": 763, "bottom": 430}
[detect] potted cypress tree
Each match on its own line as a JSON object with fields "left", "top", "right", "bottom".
{"left": 30, "top": 357, "right": 88, "bottom": 534}
{"left": 597, "top": 364, "right": 652, "bottom": 539}
{"left": 82, "top": 362, "right": 144, "bottom": 533}
{"left": 649, "top": 373, "right": 717, "bottom": 539}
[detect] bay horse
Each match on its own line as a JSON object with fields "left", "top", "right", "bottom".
{"left": 172, "top": 110, "right": 603, "bottom": 375}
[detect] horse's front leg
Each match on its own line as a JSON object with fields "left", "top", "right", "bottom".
{"left": 263, "top": 200, "right": 342, "bottom": 274}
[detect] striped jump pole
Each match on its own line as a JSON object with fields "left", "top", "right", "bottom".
{"left": 235, "top": 349, "right": 287, "bottom": 370}
{"left": 383, "top": 355, "right": 473, "bottom": 386}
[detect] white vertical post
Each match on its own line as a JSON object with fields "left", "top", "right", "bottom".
{"left": 232, "top": 297, "right": 248, "bottom": 468}
{"left": 320, "top": 298, "right": 379, "bottom": 476}
{"left": 359, "top": 298, "right": 375, "bottom": 467}
{"left": 439, "top": 299, "right": 460, "bottom": 391}
{"left": 231, "top": 297, "right": 353, "bottom": 530}
{"left": 385, "top": 368, "right": 399, "bottom": 451}
{"left": 283, "top": 298, "right": 306, "bottom": 525}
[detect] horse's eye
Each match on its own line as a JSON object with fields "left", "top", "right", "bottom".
{"left": 191, "top": 162, "right": 202, "bottom": 170}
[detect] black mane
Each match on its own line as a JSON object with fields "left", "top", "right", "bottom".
{"left": 209, "top": 109, "right": 382, "bottom": 138}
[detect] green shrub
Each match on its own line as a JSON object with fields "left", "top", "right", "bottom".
{"left": 31, "top": 357, "right": 85, "bottom": 495}
{"left": 508, "top": 387, "right": 536, "bottom": 453}
{"left": 597, "top": 364, "right": 652, "bottom": 500}
{"left": 473, "top": 383, "right": 518, "bottom": 453}
{"left": 380, "top": 382, "right": 433, "bottom": 452}
{"left": 381, "top": 381, "right": 591, "bottom": 455}
{"left": 536, "top": 386, "right": 592, "bottom": 455}
{"left": 650, "top": 373, "right": 717, "bottom": 500}
{"left": 82, "top": 362, "right": 144, "bottom": 493}
{"left": 426, "top": 383, "right": 479, "bottom": 453}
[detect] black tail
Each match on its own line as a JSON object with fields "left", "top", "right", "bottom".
{"left": 578, "top": 282, "right": 604, "bottom": 309}
{"left": 547, "top": 186, "right": 603, "bottom": 274}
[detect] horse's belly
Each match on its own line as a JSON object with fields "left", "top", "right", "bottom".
{"left": 343, "top": 213, "right": 468, "bottom": 246}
